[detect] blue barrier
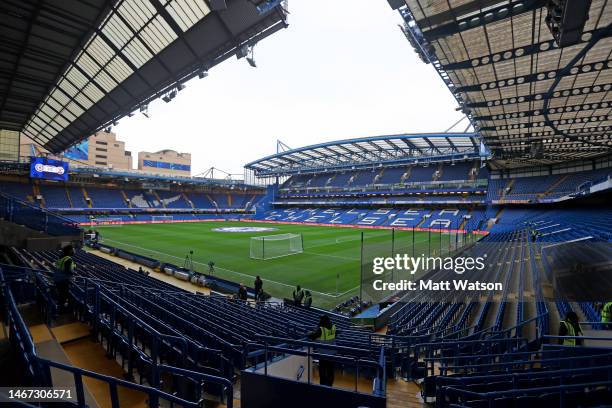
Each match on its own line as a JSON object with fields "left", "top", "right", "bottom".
{"left": 0, "top": 192, "right": 81, "bottom": 236}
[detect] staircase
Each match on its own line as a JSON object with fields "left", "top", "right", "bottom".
{"left": 433, "top": 163, "right": 443, "bottom": 181}
{"left": 373, "top": 168, "right": 384, "bottom": 184}
{"left": 32, "top": 184, "right": 46, "bottom": 208}
{"left": 499, "top": 179, "right": 515, "bottom": 200}
{"left": 400, "top": 167, "right": 412, "bottom": 184}
{"left": 82, "top": 187, "right": 92, "bottom": 208}
{"left": 416, "top": 210, "right": 431, "bottom": 227}
{"left": 487, "top": 207, "right": 505, "bottom": 229}
{"left": 459, "top": 209, "right": 471, "bottom": 229}
{"left": 469, "top": 163, "right": 479, "bottom": 181}
{"left": 539, "top": 175, "right": 568, "bottom": 198}
{"left": 153, "top": 190, "right": 166, "bottom": 208}
{"left": 21, "top": 305, "right": 100, "bottom": 408}
{"left": 120, "top": 190, "right": 132, "bottom": 208}
{"left": 183, "top": 192, "right": 195, "bottom": 208}
{"left": 206, "top": 194, "right": 218, "bottom": 209}
{"left": 227, "top": 193, "right": 232, "bottom": 208}
{"left": 65, "top": 187, "right": 73, "bottom": 208}
{"left": 325, "top": 174, "right": 336, "bottom": 187}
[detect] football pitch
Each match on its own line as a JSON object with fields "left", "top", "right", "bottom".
{"left": 93, "top": 221, "right": 467, "bottom": 308}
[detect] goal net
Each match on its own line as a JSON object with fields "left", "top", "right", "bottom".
{"left": 250, "top": 233, "right": 304, "bottom": 260}
{"left": 92, "top": 217, "right": 123, "bottom": 227}
{"left": 152, "top": 215, "right": 174, "bottom": 223}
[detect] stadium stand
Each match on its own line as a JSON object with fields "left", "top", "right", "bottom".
{"left": 38, "top": 184, "right": 71, "bottom": 208}
{"left": 3, "top": 0, "right": 612, "bottom": 406}
{"left": 86, "top": 187, "right": 128, "bottom": 208}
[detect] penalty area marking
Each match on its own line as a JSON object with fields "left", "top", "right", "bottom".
{"left": 99, "top": 237, "right": 352, "bottom": 299}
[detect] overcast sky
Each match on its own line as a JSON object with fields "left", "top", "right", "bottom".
{"left": 112, "top": 0, "right": 463, "bottom": 176}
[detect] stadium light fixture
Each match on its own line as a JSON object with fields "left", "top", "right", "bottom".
{"left": 140, "top": 104, "right": 149, "bottom": 118}
{"left": 162, "top": 94, "right": 171, "bottom": 103}
{"left": 198, "top": 69, "right": 208, "bottom": 79}
{"left": 247, "top": 54, "right": 257, "bottom": 68}
{"left": 237, "top": 44, "right": 257, "bottom": 67}
{"left": 177, "top": 83, "right": 185, "bottom": 92}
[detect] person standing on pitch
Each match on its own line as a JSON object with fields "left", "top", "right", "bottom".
{"left": 293, "top": 285, "right": 304, "bottom": 306}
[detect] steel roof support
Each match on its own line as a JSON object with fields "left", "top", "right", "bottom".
{"left": 420, "top": 0, "right": 547, "bottom": 41}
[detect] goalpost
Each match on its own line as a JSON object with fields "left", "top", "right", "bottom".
{"left": 92, "top": 217, "right": 123, "bottom": 227}
{"left": 152, "top": 215, "right": 174, "bottom": 223}
{"left": 250, "top": 233, "right": 304, "bottom": 260}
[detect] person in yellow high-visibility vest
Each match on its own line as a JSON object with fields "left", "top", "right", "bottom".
{"left": 308, "top": 315, "right": 338, "bottom": 386}
{"left": 54, "top": 245, "right": 76, "bottom": 312}
{"left": 601, "top": 302, "right": 612, "bottom": 329}
{"left": 558, "top": 311, "right": 583, "bottom": 346}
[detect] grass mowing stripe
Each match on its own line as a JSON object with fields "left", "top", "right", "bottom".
{"left": 94, "top": 221, "right": 470, "bottom": 309}
{"left": 100, "top": 237, "right": 349, "bottom": 299}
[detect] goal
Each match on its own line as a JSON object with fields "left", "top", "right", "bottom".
{"left": 92, "top": 217, "right": 123, "bottom": 227}
{"left": 152, "top": 215, "right": 174, "bottom": 223}
{"left": 250, "top": 233, "right": 304, "bottom": 260}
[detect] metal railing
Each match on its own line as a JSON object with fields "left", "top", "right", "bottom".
{"left": 244, "top": 335, "right": 386, "bottom": 397}
{"left": 0, "top": 192, "right": 81, "bottom": 236}
{"left": 1, "top": 267, "right": 234, "bottom": 408}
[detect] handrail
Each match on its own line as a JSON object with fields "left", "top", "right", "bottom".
{"left": 439, "top": 363, "right": 612, "bottom": 383}
{"left": 243, "top": 338, "right": 386, "bottom": 397}
{"left": 255, "top": 335, "right": 377, "bottom": 354}
{"left": 0, "top": 192, "right": 81, "bottom": 236}
{"left": 544, "top": 334, "right": 612, "bottom": 343}
{"left": 423, "top": 347, "right": 598, "bottom": 363}
{"left": 444, "top": 379, "right": 612, "bottom": 401}
{"left": 0, "top": 192, "right": 79, "bottom": 225}
{"left": 1, "top": 267, "right": 234, "bottom": 408}
{"left": 442, "top": 352, "right": 612, "bottom": 372}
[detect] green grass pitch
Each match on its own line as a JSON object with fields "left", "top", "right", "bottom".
{"left": 93, "top": 221, "right": 464, "bottom": 309}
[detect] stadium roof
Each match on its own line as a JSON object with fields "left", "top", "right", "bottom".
{"left": 0, "top": 0, "right": 287, "bottom": 153}
{"left": 391, "top": 0, "right": 612, "bottom": 169}
{"left": 245, "top": 133, "right": 485, "bottom": 177}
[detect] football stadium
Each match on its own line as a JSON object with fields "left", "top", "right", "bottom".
{"left": 1, "top": 0, "right": 612, "bottom": 407}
